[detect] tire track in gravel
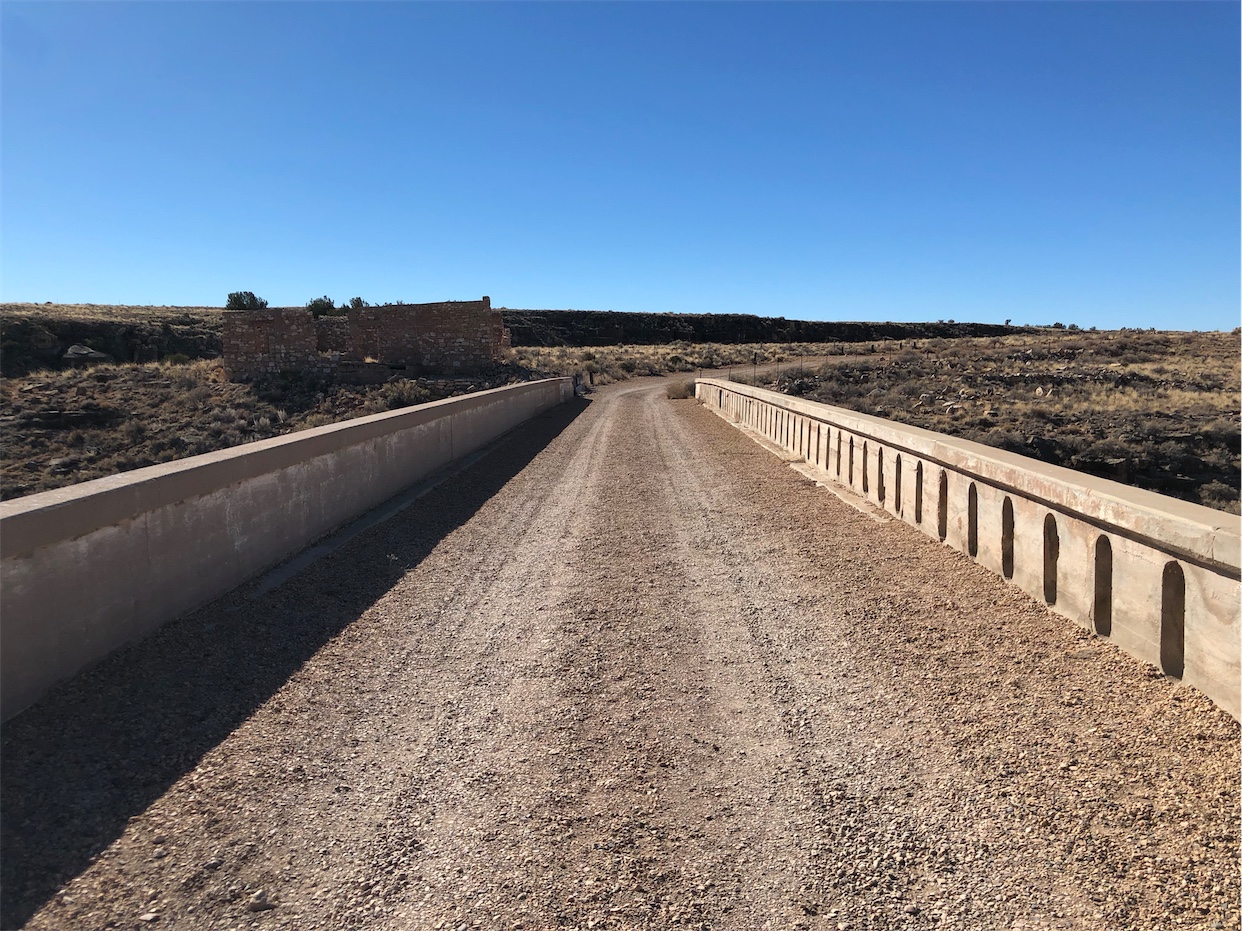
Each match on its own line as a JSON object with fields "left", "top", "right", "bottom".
{"left": 647, "top": 387, "right": 1237, "bottom": 931}
{"left": 9, "top": 379, "right": 1238, "bottom": 931}
{"left": 15, "top": 397, "right": 610, "bottom": 930}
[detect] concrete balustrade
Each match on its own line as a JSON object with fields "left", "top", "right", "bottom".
{"left": 0, "top": 379, "right": 573, "bottom": 721}
{"left": 697, "top": 378, "right": 1241, "bottom": 720}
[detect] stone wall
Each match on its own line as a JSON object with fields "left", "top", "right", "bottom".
{"left": 221, "top": 309, "right": 327, "bottom": 379}
{"left": 223, "top": 297, "right": 510, "bottom": 380}
{"left": 315, "top": 316, "right": 351, "bottom": 354}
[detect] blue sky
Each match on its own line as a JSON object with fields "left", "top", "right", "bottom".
{"left": 3, "top": 2, "right": 1238, "bottom": 329}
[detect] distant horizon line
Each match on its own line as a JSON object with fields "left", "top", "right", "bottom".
{"left": 0, "top": 299, "right": 1235, "bottom": 334}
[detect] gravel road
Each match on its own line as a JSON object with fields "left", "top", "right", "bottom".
{"left": 3, "top": 379, "right": 1238, "bottom": 930}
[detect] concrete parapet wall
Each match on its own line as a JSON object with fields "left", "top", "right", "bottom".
{"left": 0, "top": 379, "right": 573, "bottom": 721}
{"left": 697, "top": 378, "right": 1241, "bottom": 720}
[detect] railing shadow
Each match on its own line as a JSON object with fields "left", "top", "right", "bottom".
{"left": 0, "top": 395, "right": 589, "bottom": 928}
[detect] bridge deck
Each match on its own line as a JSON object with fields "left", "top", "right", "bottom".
{"left": 3, "top": 379, "right": 1238, "bottom": 929}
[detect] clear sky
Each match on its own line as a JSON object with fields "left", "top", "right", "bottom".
{"left": 3, "top": 2, "right": 1238, "bottom": 329}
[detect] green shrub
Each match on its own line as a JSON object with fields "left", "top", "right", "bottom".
{"left": 306, "top": 296, "right": 339, "bottom": 317}
{"left": 226, "top": 291, "right": 268, "bottom": 310}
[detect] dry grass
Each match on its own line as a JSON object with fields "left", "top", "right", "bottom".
{"left": 754, "top": 330, "right": 1240, "bottom": 513}
{"left": 0, "top": 361, "right": 514, "bottom": 500}
{"left": 511, "top": 341, "right": 847, "bottom": 384}
{"left": 1, "top": 302, "right": 225, "bottom": 325}
{"left": 665, "top": 380, "right": 695, "bottom": 400}
{"left": 3, "top": 321, "right": 1236, "bottom": 512}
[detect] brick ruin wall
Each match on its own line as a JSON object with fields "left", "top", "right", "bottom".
{"left": 221, "top": 309, "right": 334, "bottom": 379}
{"left": 223, "top": 298, "right": 511, "bottom": 381}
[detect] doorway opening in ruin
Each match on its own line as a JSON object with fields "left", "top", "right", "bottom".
{"left": 967, "top": 483, "right": 979, "bottom": 557}
{"left": 1001, "top": 497, "right": 1015, "bottom": 579}
{"left": 1161, "top": 561, "right": 1185, "bottom": 678}
{"left": 1043, "top": 514, "right": 1059, "bottom": 604}
{"left": 1093, "top": 536, "right": 1113, "bottom": 636}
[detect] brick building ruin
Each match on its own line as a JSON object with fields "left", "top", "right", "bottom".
{"left": 222, "top": 297, "right": 510, "bottom": 381}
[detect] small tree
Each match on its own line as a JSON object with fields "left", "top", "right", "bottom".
{"left": 306, "top": 295, "right": 337, "bottom": 317}
{"left": 349, "top": 296, "right": 368, "bottom": 310}
{"left": 226, "top": 291, "right": 268, "bottom": 310}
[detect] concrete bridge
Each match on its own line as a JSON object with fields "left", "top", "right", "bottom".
{"left": 2, "top": 378, "right": 1238, "bottom": 929}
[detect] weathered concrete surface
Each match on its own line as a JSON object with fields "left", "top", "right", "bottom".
{"left": 698, "top": 378, "right": 1242, "bottom": 720}
{"left": 0, "top": 378, "right": 572, "bottom": 721}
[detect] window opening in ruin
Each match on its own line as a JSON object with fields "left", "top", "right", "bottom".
{"left": 1001, "top": 497, "right": 1015, "bottom": 579}
{"left": 914, "top": 462, "right": 923, "bottom": 523}
{"left": 937, "top": 471, "right": 948, "bottom": 541}
{"left": 1160, "top": 562, "right": 1185, "bottom": 678}
{"left": 1043, "top": 514, "right": 1059, "bottom": 604}
{"left": 967, "top": 483, "right": 979, "bottom": 557}
{"left": 1093, "top": 536, "right": 1112, "bottom": 636}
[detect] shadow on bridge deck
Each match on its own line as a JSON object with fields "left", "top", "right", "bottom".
{"left": 0, "top": 396, "right": 589, "bottom": 929}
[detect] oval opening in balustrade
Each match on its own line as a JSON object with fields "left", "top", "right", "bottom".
{"left": 893, "top": 455, "right": 902, "bottom": 514}
{"left": 877, "top": 448, "right": 885, "bottom": 503}
{"left": 1161, "top": 562, "right": 1185, "bottom": 678}
{"left": 862, "top": 442, "right": 869, "bottom": 494}
{"left": 1094, "top": 535, "right": 1113, "bottom": 636}
{"left": 1001, "top": 497, "right": 1015, "bottom": 579}
{"left": 915, "top": 462, "right": 924, "bottom": 524}
{"left": 967, "top": 483, "right": 979, "bottom": 557}
{"left": 1043, "top": 514, "right": 1059, "bottom": 604}
{"left": 937, "top": 471, "right": 948, "bottom": 541}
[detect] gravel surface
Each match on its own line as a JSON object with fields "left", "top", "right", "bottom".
{"left": 2, "top": 379, "right": 1238, "bottom": 930}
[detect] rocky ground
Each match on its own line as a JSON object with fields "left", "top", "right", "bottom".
{"left": 759, "top": 330, "right": 1240, "bottom": 513}
{"left": 0, "top": 360, "right": 531, "bottom": 500}
{"left": 3, "top": 303, "right": 1235, "bottom": 513}
{"left": 2, "top": 379, "right": 1237, "bottom": 930}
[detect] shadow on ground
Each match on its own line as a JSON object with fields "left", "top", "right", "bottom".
{"left": 0, "top": 397, "right": 589, "bottom": 928}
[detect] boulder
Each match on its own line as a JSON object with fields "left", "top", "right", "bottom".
{"left": 62, "top": 344, "right": 113, "bottom": 366}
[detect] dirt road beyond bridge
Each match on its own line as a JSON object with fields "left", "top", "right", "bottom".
{"left": 3, "top": 380, "right": 1238, "bottom": 930}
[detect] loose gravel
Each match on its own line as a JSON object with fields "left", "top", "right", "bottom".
{"left": 2, "top": 379, "right": 1237, "bottom": 930}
